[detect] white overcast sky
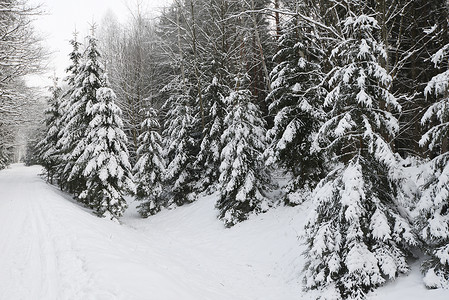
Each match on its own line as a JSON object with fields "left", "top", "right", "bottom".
{"left": 27, "top": 0, "right": 170, "bottom": 88}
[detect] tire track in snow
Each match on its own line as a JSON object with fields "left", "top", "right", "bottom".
{"left": 30, "top": 192, "right": 65, "bottom": 300}
{"left": 37, "top": 199, "right": 98, "bottom": 300}
{"left": 0, "top": 167, "right": 42, "bottom": 300}
{"left": 25, "top": 175, "right": 97, "bottom": 300}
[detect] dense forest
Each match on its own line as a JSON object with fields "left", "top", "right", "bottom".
{"left": 0, "top": 0, "right": 45, "bottom": 168}
{"left": 2, "top": 0, "right": 449, "bottom": 299}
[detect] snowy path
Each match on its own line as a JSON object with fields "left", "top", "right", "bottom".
{"left": 2, "top": 164, "right": 448, "bottom": 300}
{"left": 0, "top": 165, "right": 303, "bottom": 300}
{"left": 0, "top": 165, "right": 112, "bottom": 299}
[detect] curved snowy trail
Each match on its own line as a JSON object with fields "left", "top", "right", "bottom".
{"left": 2, "top": 165, "right": 449, "bottom": 300}
{"left": 0, "top": 164, "right": 304, "bottom": 300}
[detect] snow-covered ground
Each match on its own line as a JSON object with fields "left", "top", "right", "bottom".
{"left": 0, "top": 164, "right": 447, "bottom": 300}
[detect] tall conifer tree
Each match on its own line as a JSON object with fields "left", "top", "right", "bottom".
{"left": 76, "top": 87, "right": 134, "bottom": 220}
{"left": 134, "top": 107, "right": 166, "bottom": 217}
{"left": 161, "top": 77, "right": 198, "bottom": 207}
{"left": 56, "top": 32, "right": 85, "bottom": 193}
{"left": 61, "top": 34, "right": 104, "bottom": 198}
{"left": 194, "top": 77, "right": 230, "bottom": 193}
{"left": 304, "top": 3, "right": 417, "bottom": 299}
{"left": 417, "top": 40, "right": 449, "bottom": 288}
{"left": 38, "top": 77, "right": 63, "bottom": 184}
{"left": 217, "top": 75, "right": 271, "bottom": 227}
{"left": 266, "top": 10, "right": 326, "bottom": 205}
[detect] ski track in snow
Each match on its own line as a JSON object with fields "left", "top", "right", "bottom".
{"left": 0, "top": 165, "right": 97, "bottom": 300}
{"left": 1, "top": 164, "right": 448, "bottom": 300}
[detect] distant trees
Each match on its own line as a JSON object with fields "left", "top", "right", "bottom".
{"left": 98, "top": 6, "right": 166, "bottom": 163}
{"left": 0, "top": 0, "right": 44, "bottom": 168}
{"left": 121, "top": 0, "right": 276, "bottom": 220}
{"left": 0, "top": 0, "right": 43, "bottom": 100}
{"left": 0, "top": 124, "right": 14, "bottom": 169}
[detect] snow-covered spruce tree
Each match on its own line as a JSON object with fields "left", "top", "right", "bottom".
{"left": 194, "top": 77, "right": 231, "bottom": 193}
{"left": 133, "top": 107, "right": 166, "bottom": 217}
{"left": 266, "top": 13, "right": 326, "bottom": 205}
{"left": 61, "top": 34, "right": 104, "bottom": 198}
{"left": 56, "top": 33, "right": 83, "bottom": 192}
{"left": 161, "top": 77, "right": 198, "bottom": 207}
{"left": 76, "top": 87, "right": 134, "bottom": 220}
{"left": 38, "top": 77, "right": 63, "bottom": 184}
{"left": 417, "top": 42, "right": 449, "bottom": 289}
{"left": 304, "top": 7, "right": 417, "bottom": 299}
{"left": 217, "top": 76, "right": 271, "bottom": 227}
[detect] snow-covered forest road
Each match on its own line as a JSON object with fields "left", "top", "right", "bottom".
{"left": 1, "top": 164, "right": 449, "bottom": 300}
{"left": 0, "top": 164, "right": 303, "bottom": 300}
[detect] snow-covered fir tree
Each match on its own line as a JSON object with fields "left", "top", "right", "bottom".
{"left": 64, "top": 31, "right": 82, "bottom": 90}
{"left": 217, "top": 75, "right": 271, "bottom": 227}
{"left": 75, "top": 87, "right": 134, "bottom": 220}
{"left": 134, "top": 107, "right": 166, "bottom": 217}
{"left": 304, "top": 7, "right": 417, "bottom": 299}
{"left": 417, "top": 41, "right": 449, "bottom": 289}
{"left": 194, "top": 77, "right": 230, "bottom": 193}
{"left": 161, "top": 77, "right": 198, "bottom": 207}
{"left": 60, "top": 33, "right": 104, "bottom": 197}
{"left": 56, "top": 32, "right": 83, "bottom": 192}
{"left": 38, "top": 77, "right": 63, "bottom": 184}
{"left": 266, "top": 13, "right": 326, "bottom": 205}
